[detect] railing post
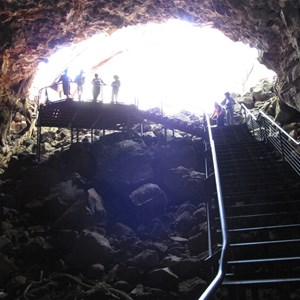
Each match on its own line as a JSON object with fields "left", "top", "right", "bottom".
{"left": 261, "top": 118, "right": 267, "bottom": 143}
{"left": 36, "top": 126, "right": 41, "bottom": 162}
{"left": 264, "top": 118, "right": 268, "bottom": 143}
{"left": 71, "top": 128, "right": 74, "bottom": 143}
{"left": 242, "top": 105, "right": 246, "bottom": 123}
{"left": 206, "top": 200, "right": 214, "bottom": 279}
{"left": 140, "top": 122, "right": 144, "bottom": 136}
{"left": 279, "top": 131, "right": 285, "bottom": 162}
{"left": 251, "top": 117, "right": 254, "bottom": 135}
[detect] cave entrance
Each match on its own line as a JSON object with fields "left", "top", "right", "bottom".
{"left": 30, "top": 19, "right": 275, "bottom": 115}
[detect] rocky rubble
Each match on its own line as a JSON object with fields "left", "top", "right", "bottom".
{"left": 0, "top": 113, "right": 210, "bottom": 299}
{"left": 236, "top": 77, "right": 300, "bottom": 140}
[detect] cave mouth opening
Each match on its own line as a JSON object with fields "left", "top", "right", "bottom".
{"left": 30, "top": 19, "right": 276, "bottom": 115}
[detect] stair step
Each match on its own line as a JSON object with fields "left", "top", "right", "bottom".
{"left": 218, "top": 164, "right": 286, "bottom": 175}
{"left": 226, "top": 257, "right": 300, "bottom": 279}
{"left": 223, "top": 277, "right": 300, "bottom": 286}
{"left": 221, "top": 186, "right": 294, "bottom": 199}
{"left": 217, "top": 150, "right": 278, "bottom": 156}
{"left": 228, "top": 256, "right": 300, "bottom": 265}
{"left": 224, "top": 210, "right": 300, "bottom": 228}
{"left": 219, "top": 189, "right": 299, "bottom": 202}
{"left": 225, "top": 200, "right": 300, "bottom": 216}
{"left": 215, "top": 142, "right": 267, "bottom": 148}
{"left": 229, "top": 238, "right": 300, "bottom": 247}
{"left": 220, "top": 170, "right": 287, "bottom": 179}
{"left": 218, "top": 156, "right": 280, "bottom": 163}
{"left": 217, "top": 224, "right": 300, "bottom": 243}
{"left": 228, "top": 239, "right": 300, "bottom": 260}
{"left": 219, "top": 168, "right": 285, "bottom": 177}
{"left": 227, "top": 223, "right": 300, "bottom": 233}
{"left": 222, "top": 182, "right": 287, "bottom": 194}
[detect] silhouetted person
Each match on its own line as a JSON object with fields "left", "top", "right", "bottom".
{"left": 211, "top": 102, "right": 225, "bottom": 126}
{"left": 221, "top": 92, "right": 235, "bottom": 125}
{"left": 92, "top": 73, "right": 105, "bottom": 102}
{"left": 58, "top": 69, "right": 71, "bottom": 99}
{"left": 75, "top": 70, "right": 85, "bottom": 101}
{"left": 111, "top": 75, "right": 120, "bottom": 103}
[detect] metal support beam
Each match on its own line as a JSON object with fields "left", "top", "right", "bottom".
{"left": 36, "top": 126, "right": 41, "bottom": 161}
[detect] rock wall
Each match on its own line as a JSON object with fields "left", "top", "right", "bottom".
{"left": 0, "top": 1, "right": 299, "bottom": 129}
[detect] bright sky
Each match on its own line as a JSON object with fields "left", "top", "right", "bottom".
{"left": 30, "top": 19, "right": 276, "bottom": 114}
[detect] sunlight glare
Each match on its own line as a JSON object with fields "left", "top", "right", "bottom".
{"left": 30, "top": 19, "right": 276, "bottom": 115}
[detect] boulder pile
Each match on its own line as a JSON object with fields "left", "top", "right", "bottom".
{"left": 0, "top": 113, "right": 210, "bottom": 300}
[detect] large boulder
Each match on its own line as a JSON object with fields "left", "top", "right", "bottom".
{"left": 148, "top": 267, "right": 179, "bottom": 290}
{"left": 237, "top": 93, "right": 254, "bottom": 109}
{"left": 127, "top": 249, "right": 160, "bottom": 271}
{"left": 129, "top": 183, "right": 167, "bottom": 222}
{"left": 52, "top": 198, "right": 94, "bottom": 231}
{"left": 161, "top": 255, "right": 206, "bottom": 281}
{"left": 162, "top": 166, "right": 206, "bottom": 205}
{"left": 95, "top": 139, "right": 154, "bottom": 195}
{"left": 61, "top": 142, "right": 97, "bottom": 178}
{"left": 38, "top": 180, "right": 87, "bottom": 221}
{"left": 168, "top": 137, "right": 201, "bottom": 170}
{"left": 274, "top": 100, "right": 300, "bottom": 125}
{"left": 68, "top": 228, "right": 115, "bottom": 270}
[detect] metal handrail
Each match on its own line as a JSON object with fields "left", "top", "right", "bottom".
{"left": 199, "top": 114, "right": 229, "bottom": 300}
{"left": 241, "top": 104, "right": 300, "bottom": 176}
{"left": 259, "top": 110, "right": 300, "bottom": 145}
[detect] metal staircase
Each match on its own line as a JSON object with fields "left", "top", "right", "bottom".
{"left": 212, "top": 124, "right": 300, "bottom": 299}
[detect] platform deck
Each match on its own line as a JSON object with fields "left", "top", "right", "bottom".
{"left": 37, "top": 100, "right": 142, "bottom": 130}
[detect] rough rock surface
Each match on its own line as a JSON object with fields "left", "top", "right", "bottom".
{"left": 236, "top": 77, "right": 300, "bottom": 139}
{"left": 0, "top": 0, "right": 300, "bottom": 142}
{"left": 0, "top": 115, "right": 212, "bottom": 299}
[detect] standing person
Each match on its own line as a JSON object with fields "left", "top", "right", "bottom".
{"left": 75, "top": 70, "right": 85, "bottom": 101}
{"left": 211, "top": 102, "right": 225, "bottom": 126}
{"left": 57, "top": 69, "right": 71, "bottom": 99}
{"left": 221, "top": 92, "right": 235, "bottom": 125}
{"left": 111, "top": 75, "right": 120, "bottom": 103}
{"left": 92, "top": 73, "right": 105, "bottom": 102}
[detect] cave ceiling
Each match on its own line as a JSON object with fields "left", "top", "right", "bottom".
{"left": 0, "top": 0, "right": 299, "bottom": 111}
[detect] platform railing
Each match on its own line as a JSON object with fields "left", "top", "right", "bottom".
{"left": 241, "top": 104, "right": 300, "bottom": 176}
{"left": 199, "top": 113, "right": 229, "bottom": 300}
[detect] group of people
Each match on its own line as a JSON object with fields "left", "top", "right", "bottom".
{"left": 57, "top": 69, "right": 121, "bottom": 103}
{"left": 211, "top": 92, "right": 236, "bottom": 126}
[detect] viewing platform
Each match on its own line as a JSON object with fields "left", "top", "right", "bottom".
{"left": 36, "top": 100, "right": 142, "bottom": 130}
{"left": 36, "top": 100, "right": 143, "bottom": 159}
{"left": 36, "top": 98, "right": 205, "bottom": 159}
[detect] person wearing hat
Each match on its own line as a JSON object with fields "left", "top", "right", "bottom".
{"left": 111, "top": 75, "right": 121, "bottom": 103}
